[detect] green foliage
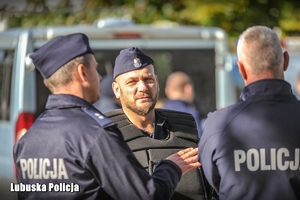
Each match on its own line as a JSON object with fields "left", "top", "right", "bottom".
{"left": 279, "top": 2, "right": 300, "bottom": 36}
{"left": 2, "top": 0, "right": 300, "bottom": 37}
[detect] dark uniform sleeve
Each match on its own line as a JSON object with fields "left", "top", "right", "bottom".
{"left": 86, "top": 126, "right": 182, "bottom": 200}
{"left": 198, "top": 112, "right": 221, "bottom": 191}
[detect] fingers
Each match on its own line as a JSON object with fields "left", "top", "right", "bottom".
{"left": 178, "top": 148, "right": 198, "bottom": 160}
{"left": 165, "top": 147, "right": 201, "bottom": 175}
{"left": 181, "top": 149, "right": 201, "bottom": 171}
{"left": 184, "top": 154, "right": 201, "bottom": 165}
{"left": 176, "top": 147, "right": 194, "bottom": 156}
{"left": 182, "top": 162, "right": 201, "bottom": 175}
{"left": 186, "top": 161, "right": 201, "bottom": 169}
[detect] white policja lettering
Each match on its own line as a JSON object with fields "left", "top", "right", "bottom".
{"left": 234, "top": 148, "right": 300, "bottom": 172}
{"left": 20, "top": 158, "right": 69, "bottom": 179}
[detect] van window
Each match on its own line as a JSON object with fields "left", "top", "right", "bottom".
{"left": 0, "top": 50, "right": 13, "bottom": 121}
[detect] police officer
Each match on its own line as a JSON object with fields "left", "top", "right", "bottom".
{"left": 105, "top": 47, "right": 212, "bottom": 200}
{"left": 199, "top": 25, "right": 300, "bottom": 200}
{"left": 13, "top": 33, "right": 201, "bottom": 200}
{"left": 163, "top": 71, "right": 203, "bottom": 138}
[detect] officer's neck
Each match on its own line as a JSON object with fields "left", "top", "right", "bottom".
{"left": 124, "top": 109, "right": 155, "bottom": 135}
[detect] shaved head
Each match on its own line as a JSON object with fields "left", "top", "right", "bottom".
{"left": 237, "top": 26, "right": 284, "bottom": 77}
{"left": 165, "top": 71, "right": 192, "bottom": 93}
{"left": 165, "top": 71, "right": 194, "bottom": 103}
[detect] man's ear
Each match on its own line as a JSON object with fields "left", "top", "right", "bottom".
{"left": 155, "top": 75, "right": 160, "bottom": 93}
{"left": 283, "top": 51, "right": 289, "bottom": 72}
{"left": 76, "top": 64, "right": 87, "bottom": 82}
{"left": 237, "top": 61, "right": 247, "bottom": 81}
{"left": 112, "top": 81, "right": 120, "bottom": 98}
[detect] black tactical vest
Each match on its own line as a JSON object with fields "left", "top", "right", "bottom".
{"left": 105, "top": 109, "right": 212, "bottom": 200}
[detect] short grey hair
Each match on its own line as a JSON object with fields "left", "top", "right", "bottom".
{"left": 44, "top": 54, "right": 91, "bottom": 93}
{"left": 237, "top": 26, "right": 283, "bottom": 75}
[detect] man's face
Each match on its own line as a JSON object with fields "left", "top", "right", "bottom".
{"left": 113, "top": 65, "right": 159, "bottom": 116}
{"left": 85, "top": 54, "right": 102, "bottom": 104}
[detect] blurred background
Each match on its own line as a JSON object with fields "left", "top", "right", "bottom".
{"left": 1, "top": 0, "right": 300, "bottom": 39}
{"left": 1, "top": 0, "right": 300, "bottom": 65}
{"left": 1, "top": 0, "right": 300, "bottom": 88}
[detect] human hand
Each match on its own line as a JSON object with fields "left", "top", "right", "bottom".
{"left": 166, "top": 148, "right": 201, "bottom": 175}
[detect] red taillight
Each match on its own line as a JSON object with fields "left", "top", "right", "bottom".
{"left": 14, "top": 112, "right": 35, "bottom": 179}
{"left": 114, "top": 32, "right": 141, "bottom": 38}
{"left": 14, "top": 112, "right": 35, "bottom": 144}
{"left": 280, "top": 39, "right": 286, "bottom": 49}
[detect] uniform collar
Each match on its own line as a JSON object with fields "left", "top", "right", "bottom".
{"left": 45, "top": 94, "right": 93, "bottom": 109}
{"left": 155, "top": 110, "right": 166, "bottom": 126}
{"left": 149, "top": 110, "right": 168, "bottom": 139}
{"left": 240, "top": 79, "right": 294, "bottom": 101}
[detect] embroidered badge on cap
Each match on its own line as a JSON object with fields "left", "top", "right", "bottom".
{"left": 134, "top": 57, "right": 142, "bottom": 68}
{"left": 113, "top": 47, "right": 154, "bottom": 79}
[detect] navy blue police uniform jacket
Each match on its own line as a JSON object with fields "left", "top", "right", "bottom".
{"left": 199, "top": 79, "right": 300, "bottom": 200}
{"left": 13, "top": 94, "right": 182, "bottom": 200}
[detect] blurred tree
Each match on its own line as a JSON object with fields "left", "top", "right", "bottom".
{"left": 2, "top": 0, "right": 300, "bottom": 37}
{"left": 279, "top": 0, "right": 300, "bottom": 35}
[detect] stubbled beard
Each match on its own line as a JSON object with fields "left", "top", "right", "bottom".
{"left": 122, "top": 93, "right": 158, "bottom": 116}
